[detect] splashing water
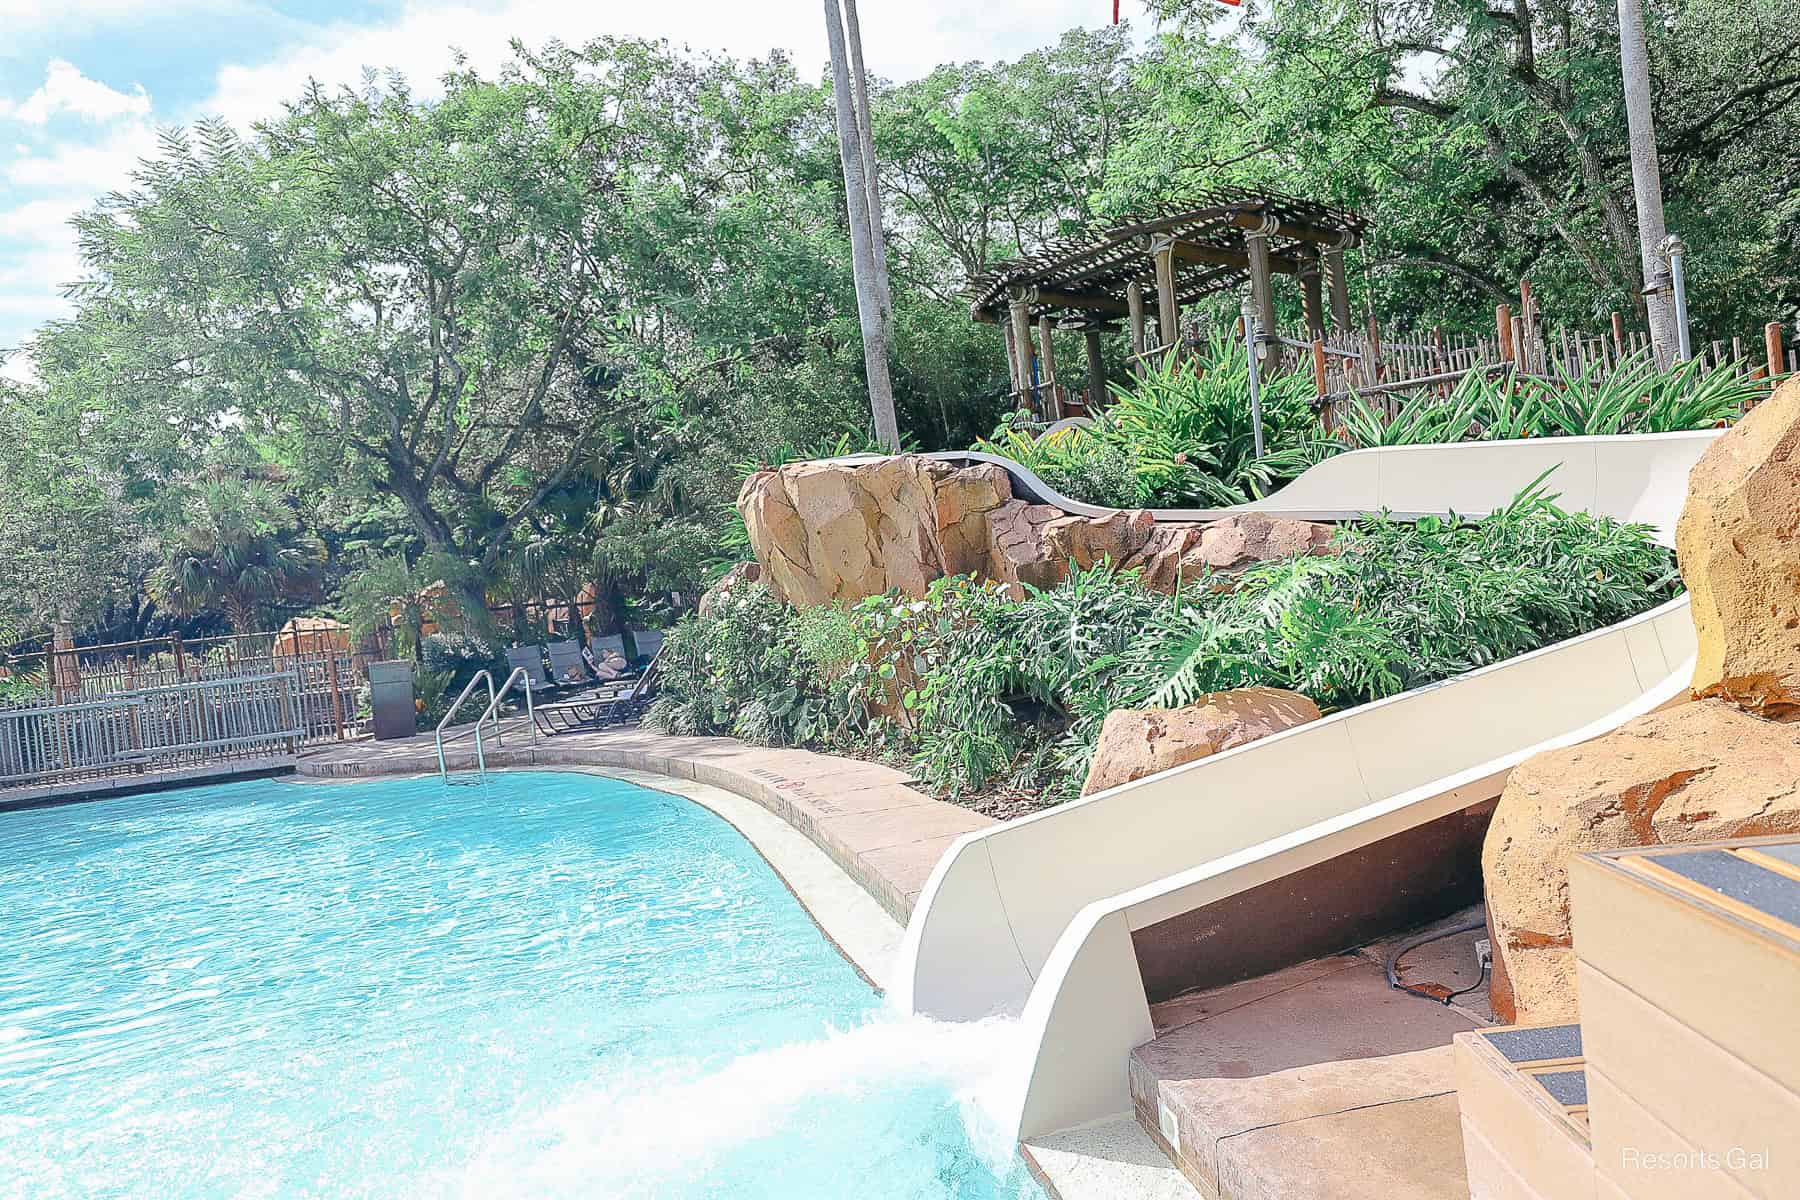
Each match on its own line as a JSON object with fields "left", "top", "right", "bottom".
{"left": 458, "top": 1012, "right": 1035, "bottom": 1198}
{"left": 0, "top": 772, "right": 1039, "bottom": 1199}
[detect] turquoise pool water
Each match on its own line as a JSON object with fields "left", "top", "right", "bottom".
{"left": 0, "top": 771, "right": 1038, "bottom": 1199}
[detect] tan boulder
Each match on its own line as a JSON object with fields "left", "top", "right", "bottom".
{"left": 1191, "top": 512, "right": 1337, "bottom": 574}
{"left": 739, "top": 454, "right": 1338, "bottom": 608}
{"left": 985, "top": 500, "right": 1069, "bottom": 595}
{"left": 1676, "top": 376, "right": 1800, "bottom": 718}
{"left": 1482, "top": 698, "right": 1800, "bottom": 1024}
{"left": 1043, "top": 507, "right": 1157, "bottom": 570}
{"left": 1081, "top": 687, "right": 1322, "bottom": 796}
{"left": 738, "top": 456, "right": 1011, "bottom": 606}
{"left": 1122, "top": 524, "right": 1204, "bottom": 593}
{"left": 698, "top": 561, "right": 762, "bottom": 618}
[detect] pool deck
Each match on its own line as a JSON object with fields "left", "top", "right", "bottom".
{"left": 297, "top": 722, "right": 994, "bottom": 925}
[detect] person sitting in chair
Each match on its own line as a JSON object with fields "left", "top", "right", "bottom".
{"left": 583, "top": 644, "right": 629, "bottom": 682}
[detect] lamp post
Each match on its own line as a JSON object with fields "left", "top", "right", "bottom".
{"left": 1660, "top": 234, "right": 1693, "bottom": 362}
{"left": 1242, "top": 294, "right": 1266, "bottom": 460}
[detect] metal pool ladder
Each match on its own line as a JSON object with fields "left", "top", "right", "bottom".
{"left": 434, "top": 668, "right": 537, "bottom": 781}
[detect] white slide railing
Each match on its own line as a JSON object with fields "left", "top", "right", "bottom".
{"left": 896, "top": 431, "right": 1717, "bottom": 1139}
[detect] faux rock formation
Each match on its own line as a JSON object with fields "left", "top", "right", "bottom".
{"left": 1486, "top": 385, "right": 1800, "bottom": 1022}
{"left": 1484, "top": 699, "right": 1800, "bottom": 1023}
{"left": 1081, "top": 687, "right": 1322, "bottom": 796}
{"left": 1676, "top": 376, "right": 1800, "bottom": 718}
{"left": 737, "top": 456, "right": 1011, "bottom": 606}
{"left": 739, "top": 454, "right": 1335, "bottom": 606}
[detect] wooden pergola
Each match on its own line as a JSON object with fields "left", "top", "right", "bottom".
{"left": 966, "top": 188, "right": 1368, "bottom": 415}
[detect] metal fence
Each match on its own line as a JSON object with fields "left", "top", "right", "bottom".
{"left": 0, "top": 671, "right": 305, "bottom": 792}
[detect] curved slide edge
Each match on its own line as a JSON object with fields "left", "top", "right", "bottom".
{"left": 897, "top": 431, "right": 1714, "bottom": 1029}
{"left": 924, "top": 429, "right": 1713, "bottom": 530}
{"left": 1008, "top": 645, "right": 1694, "bottom": 1139}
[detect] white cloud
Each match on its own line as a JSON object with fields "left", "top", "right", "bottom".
{"left": 6, "top": 118, "right": 161, "bottom": 191}
{"left": 3, "top": 59, "right": 151, "bottom": 125}
{"left": 201, "top": 0, "right": 1130, "bottom": 127}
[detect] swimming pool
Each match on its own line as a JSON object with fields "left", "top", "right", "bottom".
{"left": 0, "top": 771, "right": 1039, "bottom": 1199}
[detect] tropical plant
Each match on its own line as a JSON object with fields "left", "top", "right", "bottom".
{"left": 974, "top": 334, "right": 1338, "bottom": 509}
{"left": 976, "top": 426, "right": 1143, "bottom": 508}
{"left": 655, "top": 476, "right": 1680, "bottom": 805}
{"left": 1339, "top": 352, "right": 1763, "bottom": 448}
{"left": 151, "top": 479, "right": 324, "bottom": 635}
{"left": 337, "top": 552, "right": 473, "bottom": 661}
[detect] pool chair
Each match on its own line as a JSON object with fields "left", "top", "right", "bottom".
{"left": 531, "top": 647, "right": 663, "bottom": 736}
{"left": 544, "top": 641, "right": 597, "bottom": 688}
{"left": 503, "top": 645, "right": 561, "bottom": 697}
{"left": 626, "top": 629, "right": 664, "bottom": 670}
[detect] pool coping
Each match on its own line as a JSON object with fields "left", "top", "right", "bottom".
{"left": 295, "top": 726, "right": 996, "bottom": 929}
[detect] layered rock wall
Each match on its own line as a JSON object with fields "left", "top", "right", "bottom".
{"left": 738, "top": 455, "right": 1333, "bottom": 606}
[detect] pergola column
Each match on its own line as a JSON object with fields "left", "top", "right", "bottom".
{"left": 1008, "top": 296, "right": 1038, "bottom": 414}
{"left": 1324, "top": 241, "right": 1353, "bottom": 333}
{"left": 1299, "top": 249, "right": 1326, "bottom": 340}
{"left": 1152, "top": 237, "right": 1179, "bottom": 356}
{"left": 1083, "top": 328, "right": 1107, "bottom": 409}
{"left": 1036, "top": 315, "right": 1062, "bottom": 421}
{"left": 1244, "top": 215, "right": 1283, "bottom": 372}
{"left": 1126, "top": 281, "right": 1147, "bottom": 375}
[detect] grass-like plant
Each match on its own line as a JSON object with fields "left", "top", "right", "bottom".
{"left": 974, "top": 334, "right": 1338, "bottom": 509}
{"left": 1339, "top": 350, "right": 1760, "bottom": 448}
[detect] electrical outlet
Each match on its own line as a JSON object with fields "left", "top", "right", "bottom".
{"left": 1158, "top": 1100, "right": 1181, "bottom": 1155}
{"left": 1475, "top": 937, "right": 1493, "bottom": 972}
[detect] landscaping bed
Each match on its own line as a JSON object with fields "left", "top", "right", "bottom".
{"left": 651, "top": 476, "right": 1679, "bottom": 810}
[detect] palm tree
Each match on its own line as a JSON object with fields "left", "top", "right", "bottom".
{"left": 152, "top": 480, "right": 324, "bottom": 634}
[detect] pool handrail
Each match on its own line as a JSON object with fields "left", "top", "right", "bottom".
{"left": 471, "top": 667, "right": 537, "bottom": 777}
{"left": 435, "top": 669, "right": 496, "bottom": 780}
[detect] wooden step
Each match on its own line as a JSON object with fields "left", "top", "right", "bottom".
{"left": 1454, "top": 1022, "right": 1594, "bottom": 1200}
{"left": 1569, "top": 838, "right": 1800, "bottom": 1199}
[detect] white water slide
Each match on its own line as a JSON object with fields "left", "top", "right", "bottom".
{"left": 898, "top": 431, "right": 1717, "bottom": 1140}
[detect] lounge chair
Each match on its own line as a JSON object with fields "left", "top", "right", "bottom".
{"left": 503, "top": 645, "right": 561, "bottom": 696}
{"left": 544, "top": 641, "right": 594, "bottom": 687}
{"left": 532, "top": 647, "right": 663, "bottom": 736}
{"left": 626, "top": 629, "right": 664, "bottom": 669}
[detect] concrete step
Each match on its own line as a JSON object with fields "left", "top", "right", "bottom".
{"left": 1130, "top": 941, "right": 1484, "bottom": 1199}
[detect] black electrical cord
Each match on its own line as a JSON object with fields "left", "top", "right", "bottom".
{"left": 1383, "top": 917, "right": 1488, "bottom": 1006}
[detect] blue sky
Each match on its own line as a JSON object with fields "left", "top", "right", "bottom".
{"left": 0, "top": 0, "right": 1150, "bottom": 379}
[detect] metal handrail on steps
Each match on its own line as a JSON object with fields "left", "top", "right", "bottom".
{"left": 435, "top": 669, "right": 495, "bottom": 780}
{"left": 470, "top": 667, "right": 537, "bottom": 778}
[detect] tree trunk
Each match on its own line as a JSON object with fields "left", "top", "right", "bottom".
{"left": 842, "top": 0, "right": 893, "bottom": 333}
{"left": 51, "top": 613, "right": 79, "bottom": 702}
{"left": 1617, "top": 0, "right": 1680, "bottom": 363}
{"left": 824, "top": 0, "right": 901, "bottom": 452}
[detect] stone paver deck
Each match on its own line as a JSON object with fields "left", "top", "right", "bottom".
{"left": 298, "top": 722, "right": 993, "bottom": 923}
{"left": 1131, "top": 910, "right": 1493, "bottom": 1200}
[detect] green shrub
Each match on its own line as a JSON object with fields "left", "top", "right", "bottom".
{"left": 644, "top": 582, "right": 833, "bottom": 747}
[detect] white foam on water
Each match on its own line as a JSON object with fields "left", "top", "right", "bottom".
{"left": 455, "top": 1009, "right": 1030, "bottom": 1197}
